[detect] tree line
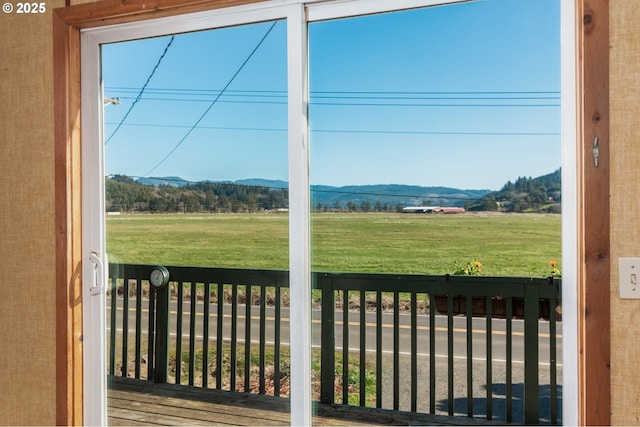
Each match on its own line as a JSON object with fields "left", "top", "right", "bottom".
{"left": 106, "top": 169, "right": 561, "bottom": 214}
{"left": 314, "top": 200, "right": 404, "bottom": 213}
{"left": 106, "top": 175, "right": 288, "bottom": 213}
{"left": 470, "top": 168, "right": 561, "bottom": 213}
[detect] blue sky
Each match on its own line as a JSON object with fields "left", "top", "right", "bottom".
{"left": 102, "top": 0, "right": 560, "bottom": 191}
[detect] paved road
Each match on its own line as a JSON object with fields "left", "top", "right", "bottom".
{"left": 108, "top": 300, "right": 562, "bottom": 364}
{"left": 107, "top": 300, "right": 563, "bottom": 423}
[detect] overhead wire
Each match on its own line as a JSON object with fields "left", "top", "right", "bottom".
{"left": 104, "top": 86, "right": 560, "bottom": 139}
{"left": 106, "top": 87, "right": 560, "bottom": 95}
{"left": 104, "top": 87, "right": 560, "bottom": 107}
{"left": 142, "top": 21, "right": 278, "bottom": 177}
{"left": 104, "top": 87, "right": 560, "bottom": 152}
{"left": 103, "top": 40, "right": 560, "bottom": 175}
{"left": 104, "top": 121, "right": 559, "bottom": 137}
{"left": 107, "top": 97, "right": 560, "bottom": 107}
{"left": 105, "top": 35, "right": 175, "bottom": 145}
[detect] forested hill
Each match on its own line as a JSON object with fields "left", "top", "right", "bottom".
{"left": 470, "top": 169, "right": 561, "bottom": 213}
{"left": 105, "top": 170, "right": 560, "bottom": 214}
{"left": 106, "top": 175, "right": 288, "bottom": 213}
{"left": 105, "top": 175, "right": 491, "bottom": 213}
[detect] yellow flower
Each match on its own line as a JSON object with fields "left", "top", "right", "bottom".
{"left": 549, "top": 260, "right": 561, "bottom": 278}
{"left": 452, "top": 258, "right": 484, "bottom": 276}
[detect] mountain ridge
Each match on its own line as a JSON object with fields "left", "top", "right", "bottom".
{"left": 105, "top": 170, "right": 560, "bottom": 213}
{"left": 133, "top": 176, "right": 492, "bottom": 208}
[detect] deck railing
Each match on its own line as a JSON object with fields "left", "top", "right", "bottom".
{"left": 107, "top": 263, "right": 561, "bottom": 425}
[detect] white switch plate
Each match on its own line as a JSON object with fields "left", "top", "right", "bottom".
{"left": 619, "top": 257, "right": 640, "bottom": 299}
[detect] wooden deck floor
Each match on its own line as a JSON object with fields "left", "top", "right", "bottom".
{"left": 108, "top": 377, "right": 495, "bottom": 426}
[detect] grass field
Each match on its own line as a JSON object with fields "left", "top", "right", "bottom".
{"left": 106, "top": 212, "right": 561, "bottom": 277}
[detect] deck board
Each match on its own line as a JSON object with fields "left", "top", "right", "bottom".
{"left": 108, "top": 377, "right": 500, "bottom": 426}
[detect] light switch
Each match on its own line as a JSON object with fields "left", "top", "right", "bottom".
{"left": 619, "top": 257, "right": 640, "bottom": 299}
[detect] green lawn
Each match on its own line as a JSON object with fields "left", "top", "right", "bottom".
{"left": 106, "top": 212, "right": 561, "bottom": 277}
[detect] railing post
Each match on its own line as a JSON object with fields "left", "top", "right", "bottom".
{"left": 524, "top": 280, "right": 540, "bottom": 424}
{"left": 154, "top": 280, "right": 170, "bottom": 384}
{"left": 320, "top": 274, "right": 335, "bottom": 404}
{"left": 108, "top": 266, "right": 118, "bottom": 377}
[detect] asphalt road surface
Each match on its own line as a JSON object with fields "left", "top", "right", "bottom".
{"left": 108, "top": 300, "right": 562, "bottom": 365}
{"left": 107, "top": 300, "right": 563, "bottom": 423}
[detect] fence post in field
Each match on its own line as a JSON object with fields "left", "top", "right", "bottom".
{"left": 320, "top": 273, "right": 335, "bottom": 404}
{"left": 524, "top": 280, "right": 540, "bottom": 424}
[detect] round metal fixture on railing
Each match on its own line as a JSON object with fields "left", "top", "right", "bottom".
{"left": 149, "top": 265, "right": 170, "bottom": 289}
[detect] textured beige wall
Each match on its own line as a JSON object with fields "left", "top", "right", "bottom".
{"left": 610, "top": 1, "right": 640, "bottom": 425}
{"left": 0, "top": 0, "right": 63, "bottom": 423}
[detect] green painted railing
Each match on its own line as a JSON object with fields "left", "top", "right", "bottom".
{"left": 107, "top": 263, "right": 561, "bottom": 425}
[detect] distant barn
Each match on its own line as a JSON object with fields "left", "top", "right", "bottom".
{"left": 402, "top": 206, "right": 465, "bottom": 214}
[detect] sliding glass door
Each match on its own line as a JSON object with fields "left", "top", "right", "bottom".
{"left": 103, "top": 19, "right": 290, "bottom": 424}
{"left": 80, "top": 1, "right": 574, "bottom": 425}
{"left": 82, "top": 6, "right": 294, "bottom": 424}
{"left": 308, "top": 1, "right": 561, "bottom": 423}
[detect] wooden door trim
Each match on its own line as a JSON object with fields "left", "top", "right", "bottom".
{"left": 53, "top": 9, "right": 83, "bottom": 425}
{"left": 578, "top": 0, "right": 611, "bottom": 424}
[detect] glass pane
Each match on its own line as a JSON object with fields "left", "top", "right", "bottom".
{"left": 102, "top": 20, "right": 290, "bottom": 425}
{"left": 309, "top": 0, "right": 561, "bottom": 424}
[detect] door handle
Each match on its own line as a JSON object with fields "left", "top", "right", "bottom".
{"left": 89, "top": 252, "right": 105, "bottom": 296}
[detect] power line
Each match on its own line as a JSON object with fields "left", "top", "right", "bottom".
{"left": 104, "top": 121, "right": 559, "bottom": 137}
{"left": 106, "top": 92, "right": 560, "bottom": 101}
{"left": 104, "top": 87, "right": 560, "bottom": 105}
{"left": 143, "top": 21, "right": 278, "bottom": 177}
{"left": 107, "top": 96, "right": 560, "bottom": 108}
{"left": 105, "top": 35, "right": 175, "bottom": 145}
{"left": 106, "top": 87, "right": 560, "bottom": 96}
{"left": 310, "top": 102, "right": 559, "bottom": 108}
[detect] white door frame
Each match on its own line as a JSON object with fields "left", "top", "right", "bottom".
{"left": 80, "top": 1, "right": 578, "bottom": 425}
{"left": 559, "top": 0, "right": 578, "bottom": 425}
{"left": 80, "top": 29, "right": 107, "bottom": 426}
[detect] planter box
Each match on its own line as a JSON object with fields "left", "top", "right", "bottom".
{"left": 434, "top": 295, "right": 555, "bottom": 319}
